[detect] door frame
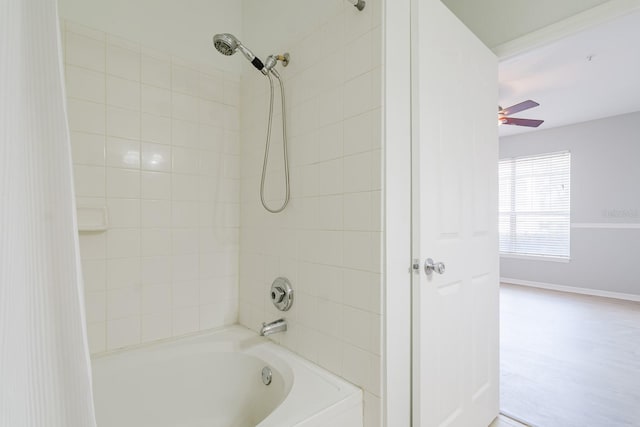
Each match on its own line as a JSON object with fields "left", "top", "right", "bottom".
{"left": 382, "top": 0, "right": 412, "bottom": 425}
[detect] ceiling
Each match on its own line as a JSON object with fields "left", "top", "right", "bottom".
{"left": 498, "top": 8, "right": 640, "bottom": 136}
{"left": 441, "top": 0, "right": 611, "bottom": 48}
{"left": 442, "top": 0, "right": 640, "bottom": 137}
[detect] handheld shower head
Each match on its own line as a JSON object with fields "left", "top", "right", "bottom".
{"left": 213, "top": 33, "right": 237, "bottom": 56}
{"left": 212, "top": 33, "right": 266, "bottom": 74}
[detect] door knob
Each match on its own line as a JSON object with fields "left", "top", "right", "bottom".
{"left": 424, "top": 258, "right": 445, "bottom": 275}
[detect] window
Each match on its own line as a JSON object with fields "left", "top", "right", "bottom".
{"left": 499, "top": 151, "right": 571, "bottom": 259}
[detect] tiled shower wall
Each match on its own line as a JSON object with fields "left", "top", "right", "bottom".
{"left": 238, "top": 2, "right": 383, "bottom": 426}
{"left": 62, "top": 21, "right": 241, "bottom": 353}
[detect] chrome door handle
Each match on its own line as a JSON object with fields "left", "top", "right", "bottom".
{"left": 424, "top": 258, "right": 445, "bottom": 275}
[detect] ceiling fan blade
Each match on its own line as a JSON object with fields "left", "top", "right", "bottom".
{"left": 501, "top": 100, "right": 540, "bottom": 116}
{"left": 501, "top": 117, "right": 544, "bottom": 127}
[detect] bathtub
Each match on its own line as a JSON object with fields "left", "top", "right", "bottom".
{"left": 91, "top": 325, "right": 363, "bottom": 427}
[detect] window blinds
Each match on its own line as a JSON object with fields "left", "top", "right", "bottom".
{"left": 499, "top": 151, "right": 571, "bottom": 258}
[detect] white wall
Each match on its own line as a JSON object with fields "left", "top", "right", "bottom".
{"left": 500, "top": 111, "right": 640, "bottom": 297}
{"left": 238, "top": 1, "right": 383, "bottom": 426}
{"left": 57, "top": 0, "right": 242, "bottom": 73}
{"left": 63, "top": 20, "right": 241, "bottom": 353}
{"left": 440, "top": 0, "right": 610, "bottom": 48}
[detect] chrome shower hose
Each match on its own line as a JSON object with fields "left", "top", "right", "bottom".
{"left": 260, "top": 72, "right": 290, "bottom": 213}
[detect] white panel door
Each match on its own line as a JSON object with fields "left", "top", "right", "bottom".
{"left": 411, "top": 1, "right": 499, "bottom": 427}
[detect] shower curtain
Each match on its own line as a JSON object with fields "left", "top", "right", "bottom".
{"left": 0, "top": 0, "right": 97, "bottom": 425}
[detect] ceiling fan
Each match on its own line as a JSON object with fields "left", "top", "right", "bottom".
{"left": 498, "top": 100, "right": 544, "bottom": 128}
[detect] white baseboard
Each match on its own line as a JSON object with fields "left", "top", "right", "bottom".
{"left": 500, "top": 277, "right": 640, "bottom": 302}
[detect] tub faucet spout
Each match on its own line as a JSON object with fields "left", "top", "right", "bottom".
{"left": 260, "top": 318, "right": 287, "bottom": 336}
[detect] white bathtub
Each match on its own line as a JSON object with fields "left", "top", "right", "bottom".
{"left": 91, "top": 325, "right": 363, "bottom": 427}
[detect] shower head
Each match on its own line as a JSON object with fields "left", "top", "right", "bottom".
{"left": 212, "top": 33, "right": 267, "bottom": 74}
{"left": 213, "top": 33, "right": 238, "bottom": 56}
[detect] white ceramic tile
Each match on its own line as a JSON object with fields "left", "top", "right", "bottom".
{"left": 171, "top": 64, "right": 199, "bottom": 96}
{"left": 171, "top": 202, "right": 199, "bottom": 228}
{"left": 65, "top": 22, "right": 105, "bottom": 41}
{"left": 172, "top": 119, "right": 199, "bottom": 148}
{"left": 141, "top": 283, "right": 171, "bottom": 314}
{"left": 172, "top": 147, "right": 200, "bottom": 174}
{"left": 317, "top": 87, "right": 344, "bottom": 127}
{"left": 318, "top": 122, "right": 343, "bottom": 162}
{"left": 198, "top": 99, "right": 224, "bottom": 128}
{"left": 107, "top": 34, "right": 139, "bottom": 52}
{"left": 141, "top": 229, "right": 171, "bottom": 257}
{"left": 141, "top": 171, "right": 171, "bottom": 199}
{"left": 343, "top": 0, "right": 374, "bottom": 41}
{"left": 107, "top": 106, "right": 140, "bottom": 140}
{"left": 70, "top": 132, "right": 105, "bottom": 166}
{"left": 106, "top": 76, "right": 140, "bottom": 111}
{"left": 141, "top": 256, "right": 172, "bottom": 285}
{"left": 106, "top": 257, "right": 141, "bottom": 290}
{"left": 106, "top": 137, "right": 140, "bottom": 169}
{"left": 316, "top": 332, "right": 343, "bottom": 376}
{"left": 82, "top": 259, "right": 106, "bottom": 291}
{"left": 343, "top": 231, "right": 373, "bottom": 271}
{"left": 343, "top": 71, "right": 373, "bottom": 118}
{"left": 107, "top": 43, "right": 140, "bottom": 81}
{"left": 140, "top": 200, "right": 171, "bottom": 228}
{"left": 142, "top": 55, "right": 171, "bottom": 88}
{"left": 317, "top": 195, "right": 343, "bottom": 231}
{"left": 343, "top": 191, "right": 372, "bottom": 231}
{"left": 106, "top": 168, "right": 140, "bottom": 198}
{"left": 142, "top": 85, "right": 171, "bottom": 117}
{"left": 172, "top": 280, "right": 199, "bottom": 308}
{"left": 343, "top": 152, "right": 372, "bottom": 193}
{"left": 78, "top": 232, "right": 106, "bottom": 260}
{"left": 65, "top": 66, "right": 105, "bottom": 103}
{"left": 342, "top": 343, "right": 373, "bottom": 390}
{"left": 107, "top": 198, "right": 140, "bottom": 228}
{"left": 172, "top": 174, "right": 199, "bottom": 201}
{"left": 172, "top": 307, "right": 199, "bottom": 335}
{"left": 107, "top": 287, "right": 141, "bottom": 320}
{"left": 343, "top": 111, "right": 373, "bottom": 156}
{"left": 318, "top": 159, "right": 343, "bottom": 195}
{"left": 200, "top": 125, "right": 225, "bottom": 153}
{"left": 87, "top": 322, "right": 106, "bottom": 353}
{"left": 141, "top": 114, "right": 171, "bottom": 145}
{"left": 172, "top": 255, "right": 199, "bottom": 282}
{"left": 314, "top": 265, "right": 343, "bottom": 304}
{"left": 342, "top": 268, "right": 373, "bottom": 312}
{"left": 364, "top": 392, "right": 382, "bottom": 427}
{"left": 172, "top": 93, "right": 199, "bottom": 122}
{"left": 141, "top": 142, "right": 171, "bottom": 172}
{"left": 66, "top": 32, "right": 105, "bottom": 72}
{"left": 141, "top": 314, "right": 172, "bottom": 342}
{"left": 73, "top": 165, "right": 105, "bottom": 197}
{"left": 107, "top": 317, "right": 140, "bottom": 349}
{"left": 199, "top": 73, "right": 224, "bottom": 103}
{"left": 85, "top": 291, "right": 106, "bottom": 323}
{"left": 343, "top": 305, "right": 373, "bottom": 351}
{"left": 67, "top": 99, "right": 105, "bottom": 134}
{"left": 344, "top": 30, "right": 373, "bottom": 81}
{"left": 140, "top": 228, "right": 171, "bottom": 256}
{"left": 172, "top": 229, "right": 199, "bottom": 255}
{"left": 107, "top": 229, "right": 140, "bottom": 258}
{"left": 224, "top": 130, "right": 240, "bottom": 155}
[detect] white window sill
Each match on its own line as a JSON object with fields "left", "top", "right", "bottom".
{"left": 500, "top": 253, "right": 570, "bottom": 263}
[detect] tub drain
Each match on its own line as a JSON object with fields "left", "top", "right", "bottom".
{"left": 261, "top": 366, "right": 273, "bottom": 385}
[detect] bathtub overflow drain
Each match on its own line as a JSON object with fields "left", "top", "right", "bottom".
{"left": 262, "top": 366, "right": 273, "bottom": 385}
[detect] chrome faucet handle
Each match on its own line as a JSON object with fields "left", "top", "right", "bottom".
{"left": 271, "top": 287, "right": 285, "bottom": 303}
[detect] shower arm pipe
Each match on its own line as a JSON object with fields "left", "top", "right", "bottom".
{"left": 260, "top": 72, "right": 290, "bottom": 213}
{"left": 345, "top": 0, "right": 366, "bottom": 11}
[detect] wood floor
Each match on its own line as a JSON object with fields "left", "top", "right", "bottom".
{"left": 500, "top": 283, "right": 640, "bottom": 427}
{"left": 490, "top": 414, "right": 530, "bottom": 427}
